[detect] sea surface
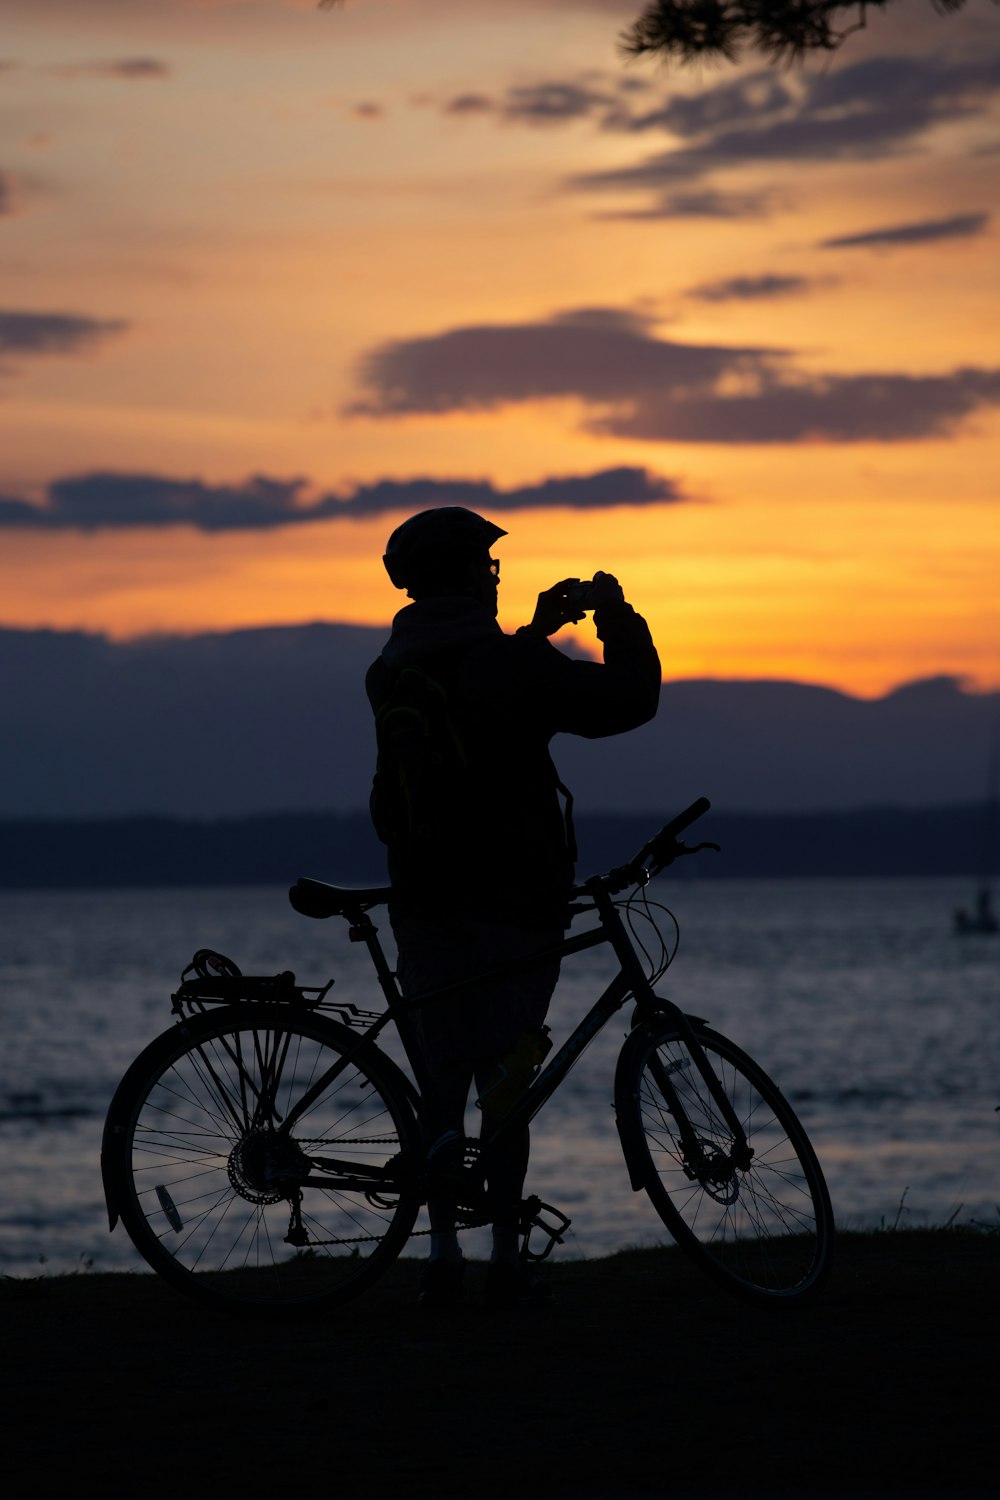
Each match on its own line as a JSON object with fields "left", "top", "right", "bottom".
{"left": 1, "top": 875, "right": 998, "bottom": 1278}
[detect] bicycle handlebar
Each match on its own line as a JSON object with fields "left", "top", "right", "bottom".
{"left": 631, "top": 795, "right": 712, "bottom": 870}
{"left": 589, "top": 796, "right": 715, "bottom": 894}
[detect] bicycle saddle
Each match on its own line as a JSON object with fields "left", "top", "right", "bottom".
{"left": 289, "top": 876, "right": 393, "bottom": 919}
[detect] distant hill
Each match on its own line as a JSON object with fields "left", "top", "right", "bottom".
{"left": 1, "top": 623, "right": 997, "bottom": 819}
{"left": 0, "top": 805, "right": 993, "bottom": 888}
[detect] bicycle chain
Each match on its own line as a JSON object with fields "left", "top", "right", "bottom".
{"left": 296, "top": 1136, "right": 400, "bottom": 1146}
{"left": 286, "top": 1137, "right": 489, "bottom": 1247}
{"left": 289, "top": 1218, "right": 490, "bottom": 1248}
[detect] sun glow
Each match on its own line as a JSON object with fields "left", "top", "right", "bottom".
{"left": 0, "top": 0, "right": 997, "bottom": 701}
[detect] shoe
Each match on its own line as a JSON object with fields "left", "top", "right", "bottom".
{"left": 418, "top": 1257, "right": 466, "bottom": 1309}
{"left": 484, "top": 1258, "right": 552, "bottom": 1309}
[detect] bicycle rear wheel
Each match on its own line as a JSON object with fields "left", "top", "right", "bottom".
{"left": 617, "top": 1021, "right": 833, "bottom": 1304}
{"left": 103, "top": 1006, "right": 421, "bottom": 1315}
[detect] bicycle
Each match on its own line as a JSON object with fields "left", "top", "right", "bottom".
{"left": 101, "top": 797, "right": 834, "bottom": 1316}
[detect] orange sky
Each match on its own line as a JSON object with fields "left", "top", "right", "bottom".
{"left": 1, "top": 0, "right": 998, "bottom": 697}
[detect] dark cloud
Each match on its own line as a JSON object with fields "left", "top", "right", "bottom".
{"left": 39, "top": 472, "right": 307, "bottom": 531}
{"left": 805, "top": 54, "right": 998, "bottom": 118}
{"left": 348, "top": 306, "right": 1000, "bottom": 445}
{"left": 495, "top": 80, "right": 615, "bottom": 126}
{"left": 433, "top": 53, "right": 999, "bottom": 173}
{"left": 0, "top": 172, "right": 14, "bottom": 216}
{"left": 441, "top": 74, "right": 623, "bottom": 127}
{"left": 443, "top": 93, "right": 494, "bottom": 117}
{"left": 43, "top": 58, "right": 171, "bottom": 80}
{"left": 570, "top": 53, "right": 1000, "bottom": 205}
{"left": 820, "top": 212, "right": 990, "bottom": 249}
{"left": 0, "top": 310, "right": 129, "bottom": 358}
{"left": 349, "top": 466, "right": 683, "bottom": 515}
{"left": 351, "top": 101, "right": 384, "bottom": 120}
{"left": 598, "top": 187, "right": 776, "bottom": 221}
{"left": 619, "top": 72, "right": 795, "bottom": 138}
{"left": 349, "top": 305, "right": 772, "bottom": 417}
{"left": 686, "top": 274, "right": 830, "bottom": 302}
{"left": 428, "top": 53, "right": 999, "bottom": 217}
{"left": 591, "top": 370, "right": 1000, "bottom": 444}
{"left": 0, "top": 466, "right": 683, "bottom": 532}
{"left": 576, "top": 107, "right": 926, "bottom": 192}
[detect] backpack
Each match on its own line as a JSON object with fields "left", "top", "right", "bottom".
{"left": 370, "top": 662, "right": 474, "bottom": 854}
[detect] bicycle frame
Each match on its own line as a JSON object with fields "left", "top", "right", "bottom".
{"left": 277, "top": 871, "right": 753, "bottom": 1193}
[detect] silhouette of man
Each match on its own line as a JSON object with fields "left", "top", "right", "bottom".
{"left": 367, "top": 507, "right": 660, "bottom": 1305}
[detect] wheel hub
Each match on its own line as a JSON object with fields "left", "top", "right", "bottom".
{"left": 227, "top": 1129, "right": 308, "bottom": 1205}
{"left": 689, "top": 1137, "right": 741, "bottom": 1204}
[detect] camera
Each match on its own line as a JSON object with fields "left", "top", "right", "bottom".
{"left": 564, "top": 580, "right": 598, "bottom": 610}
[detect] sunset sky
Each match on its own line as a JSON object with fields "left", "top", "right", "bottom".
{"left": 2, "top": 0, "right": 998, "bottom": 697}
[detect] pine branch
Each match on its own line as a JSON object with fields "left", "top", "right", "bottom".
{"left": 619, "top": 0, "right": 980, "bottom": 65}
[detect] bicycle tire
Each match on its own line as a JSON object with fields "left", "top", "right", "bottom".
{"left": 102, "top": 1006, "right": 422, "bottom": 1315}
{"left": 616, "top": 1020, "right": 833, "bottom": 1305}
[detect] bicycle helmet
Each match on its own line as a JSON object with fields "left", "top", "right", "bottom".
{"left": 382, "top": 506, "right": 507, "bottom": 591}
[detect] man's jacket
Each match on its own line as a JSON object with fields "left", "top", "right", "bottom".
{"left": 366, "top": 595, "right": 661, "bottom": 926}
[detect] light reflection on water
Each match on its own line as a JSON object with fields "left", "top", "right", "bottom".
{"left": 1, "top": 876, "right": 998, "bottom": 1276}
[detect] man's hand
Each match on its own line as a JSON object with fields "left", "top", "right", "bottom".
{"left": 526, "top": 578, "right": 586, "bottom": 637}
{"left": 589, "top": 570, "right": 625, "bottom": 608}
{"left": 525, "top": 571, "right": 625, "bottom": 637}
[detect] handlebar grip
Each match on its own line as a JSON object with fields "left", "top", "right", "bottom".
{"left": 661, "top": 796, "right": 711, "bottom": 840}
{"left": 628, "top": 797, "right": 711, "bottom": 875}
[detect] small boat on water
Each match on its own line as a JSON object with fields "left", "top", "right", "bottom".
{"left": 954, "top": 884, "right": 999, "bottom": 935}
{"left": 953, "top": 734, "right": 998, "bottom": 936}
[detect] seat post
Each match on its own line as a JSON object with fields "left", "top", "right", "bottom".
{"left": 344, "top": 907, "right": 400, "bottom": 1008}
{"left": 346, "top": 906, "right": 438, "bottom": 1105}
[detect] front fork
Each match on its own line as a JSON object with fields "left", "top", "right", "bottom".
{"left": 614, "top": 1010, "right": 753, "bottom": 1192}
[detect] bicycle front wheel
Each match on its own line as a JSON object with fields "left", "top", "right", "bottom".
{"left": 617, "top": 1022, "right": 833, "bottom": 1304}
{"left": 103, "top": 1006, "right": 422, "bottom": 1315}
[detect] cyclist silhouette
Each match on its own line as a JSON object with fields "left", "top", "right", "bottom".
{"left": 367, "top": 507, "right": 660, "bottom": 1305}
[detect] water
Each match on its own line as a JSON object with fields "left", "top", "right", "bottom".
{"left": 1, "top": 877, "right": 998, "bottom": 1278}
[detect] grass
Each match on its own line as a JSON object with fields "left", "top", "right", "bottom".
{"left": 5, "top": 1229, "right": 996, "bottom": 1496}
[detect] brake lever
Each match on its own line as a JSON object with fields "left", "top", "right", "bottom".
{"left": 644, "top": 838, "right": 721, "bottom": 879}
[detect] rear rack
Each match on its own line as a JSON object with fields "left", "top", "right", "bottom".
{"left": 169, "top": 949, "right": 382, "bottom": 1028}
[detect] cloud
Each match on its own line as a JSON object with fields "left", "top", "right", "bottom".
{"left": 618, "top": 72, "right": 795, "bottom": 139}
{"left": 424, "top": 52, "right": 1000, "bottom": 227}
{"left": 489, "top": 79, "right": 615, "bottom": 126}
{"left": 443, "top": 93, "right": 494, "bottom": 117}
{"left": 441, "top": 75, "right": 622, "bottom": 127}
{"left": 428, "top": 53, "right": 1000, "bottom": 203}
{"left": 568, "top": 53, "right": 1000, "bottom": 208}
{"left": 686, "top": 274, "right": 833, "bottom": 302}
{"left": 42, "top": 58, "right": 172, "bottom": 80}
{"left": 590, "top": 370, "right": 1000, "bottom": 445}
{"left": 7, "top": 473, "right": 310, "bottom": 531}
{"left": 0, "top": 465, "right": 684, "bottom": 532}
{"left": 0, "top": 172, "right": 15, "bottom": 216}
{"left": 0, "top": 310, "right": 129, "bottom": 360}
{"left": 348, "top": 305, "right": 1000, "bottom": 444}
{"left": 349, "top": 466, "right": 684, "bottom": 515}
{"left": 349, "top": 305, "right": 773, "bottom": 416}
{"left": 820, "top": 212, "right": 990, "bottom": 249}
{"left": 597, "top": 187, "right": 776, "bottom": 221}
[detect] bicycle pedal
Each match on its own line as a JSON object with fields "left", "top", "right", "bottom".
{"left": 519, "top": 1196, "right": 572, "bottom": 1263}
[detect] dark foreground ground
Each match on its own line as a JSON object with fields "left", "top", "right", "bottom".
{"left": 3, "top": 1230, "right": 995, "bottom": 1499}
